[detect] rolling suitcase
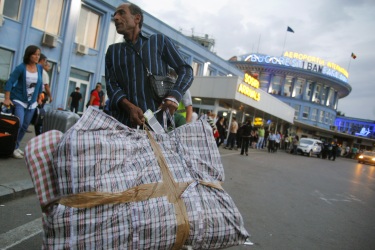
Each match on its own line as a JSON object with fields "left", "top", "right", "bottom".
{"left": 43, "top": 109, "right": 80, "bottom": 133}
{"left": 0, "top": 103, "right": 20, "bottom": 157}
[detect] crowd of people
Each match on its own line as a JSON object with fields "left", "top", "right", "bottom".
{"left": 203, "top": 111, "right": 291, "bottom": 156}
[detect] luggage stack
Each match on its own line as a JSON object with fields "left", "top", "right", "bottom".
{"left": 0, "top": 103, "right": 19, "bottom": 157}
{"left": 25, "top": 107, "right": 250, "bottom": 249}
{"left": 43, "top": 109, "right": 80, "bottom": 133}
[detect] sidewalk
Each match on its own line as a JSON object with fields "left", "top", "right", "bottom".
{"left": 0, "top": 127, "right": 36, "bottom": 203}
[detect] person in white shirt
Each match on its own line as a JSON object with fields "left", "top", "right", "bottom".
{"left": 224, "top": 117, "right": 238, "bottom": 150}
{"left": 274, "top": 131, "right": 281, "bottom": 152}
{"left": 38, "top": 54, "right": 53, "bottom": 103}
{"left": 267, "top": 131, "right": 276, "bottom": 153}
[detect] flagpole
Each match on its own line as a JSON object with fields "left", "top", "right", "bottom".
{"left": 257, "top": 34, "right": 261, "bottom": 53}
{"left": 347, "top": 57, "right": 352, "bottom": 74}
{"left": 282, "top": 30, "right": 288, "bottom": 55}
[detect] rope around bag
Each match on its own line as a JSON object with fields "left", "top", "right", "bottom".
{"left": 43, "top": 123, "right": 223, "bottom": 249}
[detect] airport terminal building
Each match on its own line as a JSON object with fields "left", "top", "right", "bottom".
{"left": 0, "top": 0, "right": 373, "bottom": 149}
{"left": 229, "top": 53, "right": 375, "bottom": 149}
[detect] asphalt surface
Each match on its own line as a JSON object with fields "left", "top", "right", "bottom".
{"left": 1, "top": 137, "right": 374, "bottom": 249}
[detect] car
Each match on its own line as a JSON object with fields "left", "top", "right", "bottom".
{"left": 297, "top": 138, "right": 322, "bottom": 157}
{"left": 358, "top": 151, "right": 375, "bottom": 165}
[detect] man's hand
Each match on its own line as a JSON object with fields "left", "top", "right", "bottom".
{"left": 120, "top": 98, "right": 145, "bottom": 126}
{"left": 160, "top": 96, "right": 178, "bottom": 115}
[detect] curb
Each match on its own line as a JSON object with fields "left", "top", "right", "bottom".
{"left": 0, "top": 180, "right": 35, "bottom": 203}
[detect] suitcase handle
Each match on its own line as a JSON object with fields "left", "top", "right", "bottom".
{"left": 0, "top": 102, "right": 15, "bottom": 115}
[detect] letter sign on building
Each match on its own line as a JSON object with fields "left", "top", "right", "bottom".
{"left": 238, "top": 73, "right": 261, "bottom": 101}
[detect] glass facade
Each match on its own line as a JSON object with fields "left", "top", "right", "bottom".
{"left": 243, "top": 70, "right": 339, "bottom": 128}
{"left": 32, "top": 0, "right": 64, "bottom": 35}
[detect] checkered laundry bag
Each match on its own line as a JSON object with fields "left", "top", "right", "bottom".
{"left": 25, "top": 107, "right": 249, "bottom": 249}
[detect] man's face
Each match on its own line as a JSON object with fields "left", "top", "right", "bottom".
{"left": 44, "top": 63, "right": 51, "bottom": 71}
{"left": 39, "top": 58, "right": 46, "bottom": 66}
{"left": 113, "top": 4, "right": 140, "bottom": 37}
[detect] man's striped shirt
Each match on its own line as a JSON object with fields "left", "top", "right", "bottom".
{"left": 105, "top": 33, "right": 194, "bottom": 127}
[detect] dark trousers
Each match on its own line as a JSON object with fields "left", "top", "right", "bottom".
{"left": 274, "top": 142, "right": 280, "bottom": 152}
{"left": 34, "top": 123, "right": 43, "bottom": 136}
{"left": 293, "top": 145, "right": 298, "bottom": 154}
{"left": 226, "top": 133, "right": 236, "bottom": 148}
{"left": 216, "top": 134, "right": 225, "bottom": 147}
{"left": 268, "top": 140, "right": 275, "bottom": 152}
{"left": 241, "top": 137, "right": 250, "bottom": 155}
{"left": 328, "top": 149, "right": 336, "bottom": 161}
{"left": 70, "top": 105, "right": 79, "bottom": 113}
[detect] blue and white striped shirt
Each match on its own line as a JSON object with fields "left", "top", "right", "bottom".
{"left": 105, "top": 33, "right": 194, "bottom": 127}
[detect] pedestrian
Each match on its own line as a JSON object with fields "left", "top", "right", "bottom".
{"left": 86, "top": 83, "right": 105, "bottom": 109}
{"left": 89, "top": 83, "right": 102, "bottom": 109}
{"left": 351, "top": 146, "right": 358, "bottom": 159}
{"left": 68, "top": 87, "right": 82, "bottom": 113}
{"left": 344, "top": 145, "right": 350, "bottom": 158}
{"left": 105, "top": 3, "right": 193, "bottom": 128}
{"left": 225, "top": 117, "right": 238, "bottom": 150}
{"left": 216, "top": 116, "right": 226, "bottom": 147}
{"left": 191, "top": 112, "right": 198, "bottom": 122}
{"left": 240, "top": 120, "right": 252, "bottom": 156}
{"left": 292, "top": 135, "right": 299, "bottom": 155}
{"left": 250, "top": 129, "right": 258, "bottom": 149}
{"left": 257, "top": 125, "right": 265, "bottom": 149}
{"left": 3, "top": 45, "right": 44, "bottom": 159}
{"left": 267, "top": 131, "right": 276, "bottom": 153}
{"left": 32, "top": 91, "right": 47, "bottom": 136}
{"left": 328, "top": 139, "right": 338, "bottom": 161}
{"left": 274, "top": 131, "right": 281, "bottom": 152}
{"left": 207, "top": 112, "right": 219, "bottom": 139}
{"left": 38, "top": 54, "right": 53, "bottom": 103}
{"left": 176, "top": 89, "right": 193, "bottom": 123}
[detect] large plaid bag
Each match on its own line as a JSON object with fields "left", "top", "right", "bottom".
{"left": 25, "top": 107, "right": 249, "bottom": 249}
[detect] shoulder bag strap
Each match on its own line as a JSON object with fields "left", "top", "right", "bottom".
{"left": 126, "top": 40, "right": 152, "bottom": 76}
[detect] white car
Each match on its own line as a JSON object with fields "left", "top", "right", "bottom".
{"left": 297, "top": 138, "right": 322, "bottom": 157}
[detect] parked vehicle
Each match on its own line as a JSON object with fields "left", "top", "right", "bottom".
{"left": 297, "top": 138, "right": 322, "bottom": 157}
{"left": 357, "top": 151, "right": 375, "bottom": 165}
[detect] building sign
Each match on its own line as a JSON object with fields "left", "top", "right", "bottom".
{"left": 355, "top": 127, "right": 371, "bottom": 137}
{"left": 253, "top": 117, "right": 264, "bottom": 126}
{"left": 244, "top": 52, "right": 348, "bottom": 83}
{"left": 238, "top": 73, "right": 261, "bottom": 101}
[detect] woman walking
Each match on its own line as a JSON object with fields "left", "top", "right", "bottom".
{"left": 3, "top": 45, "right": 43, "bottom": 158}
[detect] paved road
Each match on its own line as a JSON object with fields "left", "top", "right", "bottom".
{"left": 221, "top": 149, "right": 375, "bottom": 249}
{"left": 1, "top": 149, "right": 374, "bottom": 249}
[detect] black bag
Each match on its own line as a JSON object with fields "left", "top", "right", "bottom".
{"left": 148, "top": 74, "right": 176, "bottom": 102}
{"left": 131, "top": 41, "right": 176, "bottom": 102}
{"left": 31, "top": 106, "right": 46, "bottom": 126}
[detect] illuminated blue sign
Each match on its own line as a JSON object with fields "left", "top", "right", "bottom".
{"left": 244, "top": 54, "right": 348, "bottom": 83}
{"left": 355, "top": 127, "right": 371, "bottom": 137}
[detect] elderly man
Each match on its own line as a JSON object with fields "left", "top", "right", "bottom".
{"left": 105, "top": 3, "right": 194, "bottom": 128}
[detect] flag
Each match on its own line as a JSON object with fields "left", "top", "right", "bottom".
{"left": 351, "top": 53, "right": 357, "bottom": 59}
{"left": 287, "top": 26, "right": 294, "bottom": 33}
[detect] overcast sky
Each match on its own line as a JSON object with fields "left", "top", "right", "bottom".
{"left": 130, "top": 0, "right": 375, "bottom": 120}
